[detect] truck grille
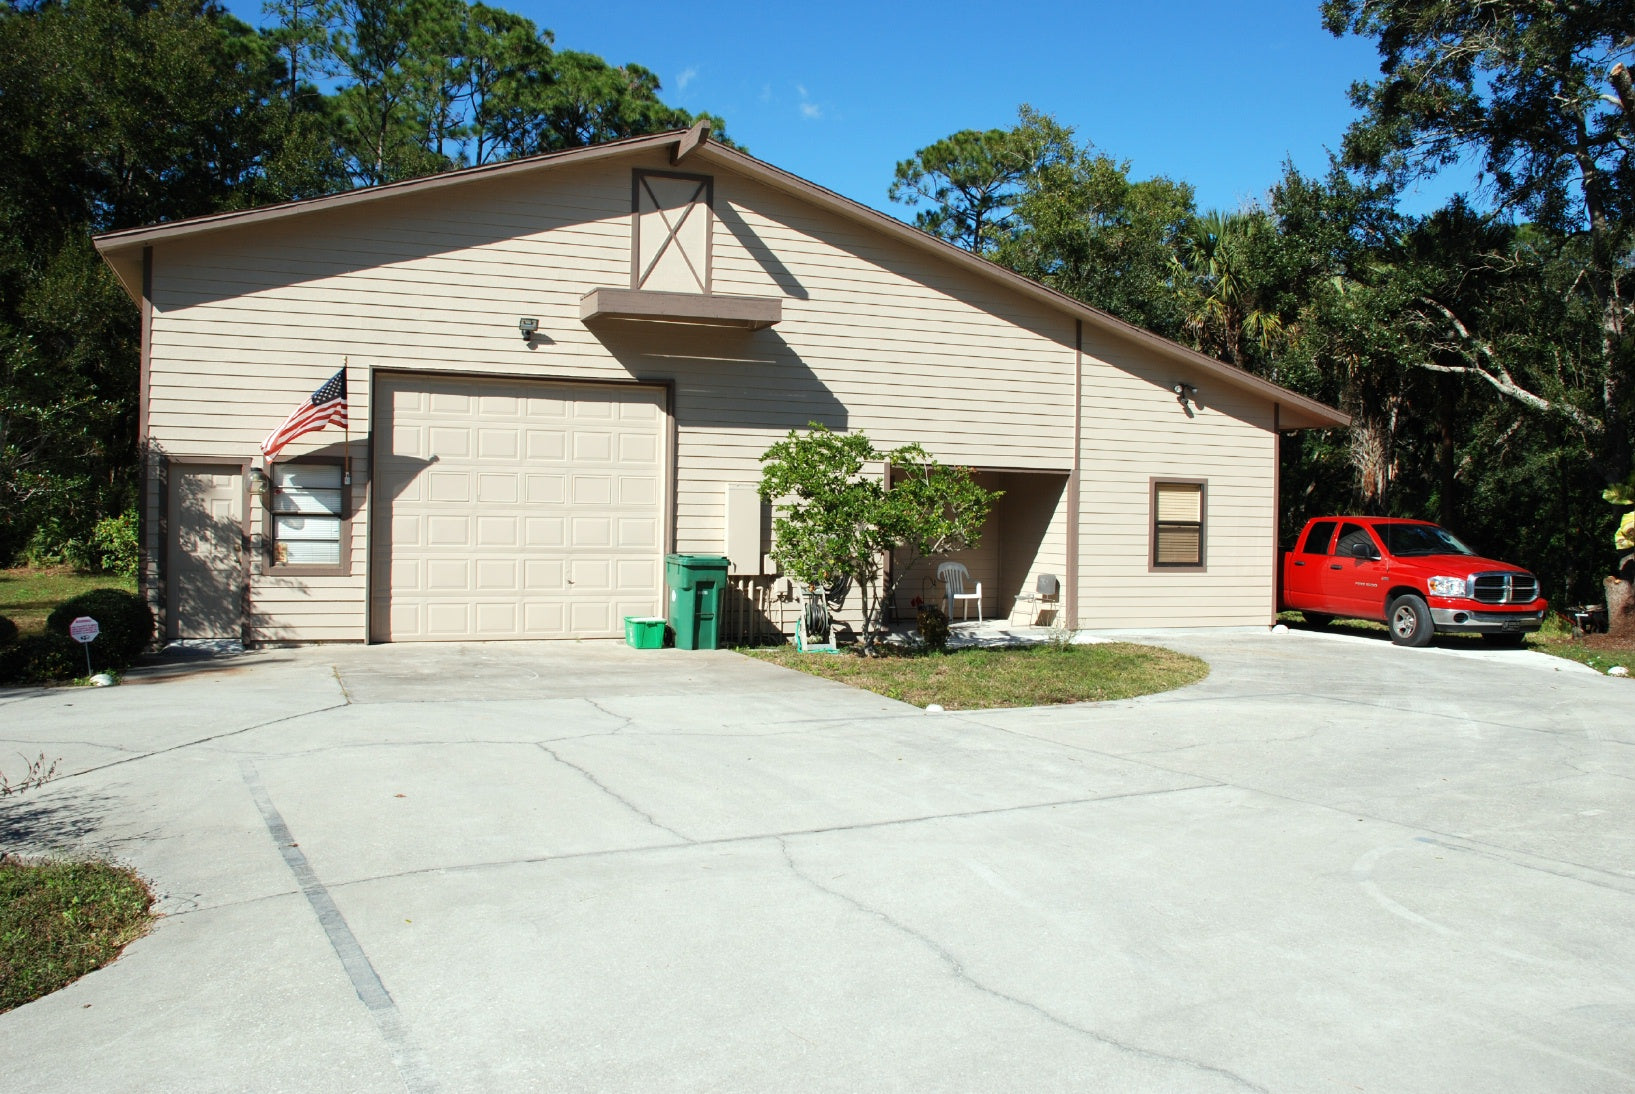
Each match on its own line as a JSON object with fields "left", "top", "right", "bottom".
{"left": 1471, "top": 572, "right": 1539, "bottom": 604}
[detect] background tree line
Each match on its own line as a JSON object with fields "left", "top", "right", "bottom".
{"left": 891, "top": 2, "right": 1634, "bottom": 608}
{"left": 0, "top": 0, "right": 727, "bottom": 569}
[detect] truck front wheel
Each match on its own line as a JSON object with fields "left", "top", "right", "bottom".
{"left": 1388, "top": 594, "right": 1434, "bottom": 648}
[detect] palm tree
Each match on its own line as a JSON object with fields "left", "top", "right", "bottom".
{"left": 1178, "top": 210, "right": 1285, "bottom": 373}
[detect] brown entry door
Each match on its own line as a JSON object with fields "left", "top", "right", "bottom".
{"left": 169, "top": 463, "right": 244, "bottom": 640}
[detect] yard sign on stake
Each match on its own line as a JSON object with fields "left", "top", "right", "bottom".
{"left": 69, "top": 615, "right": 99, "bottom": 677}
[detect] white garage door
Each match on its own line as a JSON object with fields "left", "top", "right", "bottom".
{"left": 371, "top": 374, "right": 666, "bottom": 641}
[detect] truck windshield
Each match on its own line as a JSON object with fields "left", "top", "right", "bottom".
{"left": 1376, "top": 523, "right": 1474, "bottom": 557}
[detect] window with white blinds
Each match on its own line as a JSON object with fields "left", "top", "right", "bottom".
{"left": 1152, "top": 480, "right": 1205, "bottom": 568}
{"left": 271, "top": 463, "right": 344, "bottom": 567}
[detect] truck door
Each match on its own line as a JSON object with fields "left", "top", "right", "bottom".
{"left": 1323, "top": 522, "right": 1388, "bottom": 620}
{"left": 1284, "top": 520, "right": 1337, "bottom": 609}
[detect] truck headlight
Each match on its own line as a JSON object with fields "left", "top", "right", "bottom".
{"left": 1427, "top": 575, "right": 1468, "bottom": 597}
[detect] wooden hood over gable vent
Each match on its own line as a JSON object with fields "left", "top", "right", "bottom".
{"left": 580, "top": 165, "right": 782, "bottom": 330}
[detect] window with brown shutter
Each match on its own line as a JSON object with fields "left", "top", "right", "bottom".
{"left": 1151, "top": 480, "right": 1206, "bottom": 569}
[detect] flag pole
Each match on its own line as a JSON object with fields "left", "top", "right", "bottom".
{"left": 342, "top": 357, "right": 351, "bottom": 488}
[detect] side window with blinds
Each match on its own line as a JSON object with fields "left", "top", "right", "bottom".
{"left": 1151, "top": 480, "right": 1206, "bottom": 569}
{"left": 268, "top": 462, "right": 348, "bottom": 572}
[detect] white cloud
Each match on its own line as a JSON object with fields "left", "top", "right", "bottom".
{"left": 796, "top": 84, "right": 823, "bottom": 120}
{"left": 676, "top": 67, "right": 697, "bottom": 91}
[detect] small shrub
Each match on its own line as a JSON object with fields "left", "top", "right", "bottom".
{"left": 916, "top": 603, "right": 950, "bottom": 652}
{"left": 0, "top": 633, "right": 82, "bottom": 685}
{"left": 0, "top": 615, "right": 16, "bottom": 646}
{"left": 45, "top": 589, "right": 154, "bottom": 671}
{"left": 21, "top": 516, "right": 96, "bottom": 572}
{"left": 89, "top": 510, "right": 138, "bottom": 577}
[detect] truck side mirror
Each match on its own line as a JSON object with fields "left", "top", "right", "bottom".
{"left": 1349, "top": 541, "right": 1378, "bottom": 560}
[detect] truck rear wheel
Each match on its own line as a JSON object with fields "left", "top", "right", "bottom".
{"left": 1388, "top": 594, "right": 1434, "bottom": 648}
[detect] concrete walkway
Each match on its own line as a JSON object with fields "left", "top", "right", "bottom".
{"left": 1, "top": 630, "right": 1631, "bottom": 1093}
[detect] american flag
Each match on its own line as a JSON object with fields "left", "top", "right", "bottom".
{"left": 262, "top": 369, "right": 347, "bottom": 461}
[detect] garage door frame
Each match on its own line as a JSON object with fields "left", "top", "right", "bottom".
{"left": 367, "top": 368, "right": 675, "bottom": 643}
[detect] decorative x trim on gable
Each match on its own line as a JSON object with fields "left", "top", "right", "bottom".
{"left": 632, "top": 170, "right": 713, "bottom": 294}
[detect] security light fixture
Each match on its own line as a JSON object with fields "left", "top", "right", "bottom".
{"left": 249, "top": 466, "right": 270, "bottom": 494}
{"left": 518, "top": 317, "right": 539, "bottom": 341}
{"left": 1172, "top": 382, "right": 1198, "bottom": 408}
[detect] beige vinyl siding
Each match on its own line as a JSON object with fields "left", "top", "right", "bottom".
{"left": 1075, "top": 326, "right": 1276, "bottom": 628}
{"left": 142, "top": 145, "right": 1274, "bottom": 641}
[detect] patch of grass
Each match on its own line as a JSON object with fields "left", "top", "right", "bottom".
{"left": 742, "top": 642, "right": 1209, "bottom": 710}
{"left": 1527, "top": 632, "right": 1635, "bottom": 675}
{"left": 0, "top": 858, "right": 154, "bottom": 1013}
{"left": 0, "top": 567, "right": 136, "bottom": 640}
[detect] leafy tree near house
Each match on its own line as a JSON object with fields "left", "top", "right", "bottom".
{"left": 1324, "top": 0, "right": 1635, "bottom": 493}
{"left": 758, "top": 425, "right": 998, "bottom": 656}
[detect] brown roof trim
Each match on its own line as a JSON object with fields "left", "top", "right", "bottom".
{"left": 95, "top": 126, "right": 1349, "bottom": 430}
{"left": 93, "top": 129, "right": 684, "bottom": 253}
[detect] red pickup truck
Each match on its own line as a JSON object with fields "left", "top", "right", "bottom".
{"left": 1281, "top": 517, "right": 1547, "bottom": 647}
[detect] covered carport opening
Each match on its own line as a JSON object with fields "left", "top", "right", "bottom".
{"left": 890, "top": 468, "right": 1068, "bottom": 625}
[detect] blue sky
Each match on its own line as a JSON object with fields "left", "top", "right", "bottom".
{"left": 225, "top": 0, "right": 1470, "bottom": 217}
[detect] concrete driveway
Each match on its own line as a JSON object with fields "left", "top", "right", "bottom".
{"left": 1, "top": 630, "right": 1631, "bottom": 1093}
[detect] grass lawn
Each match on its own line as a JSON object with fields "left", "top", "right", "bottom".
{"left": 1527, "top": 631, "right": 1635, "bottom": 675}
{"left": 0, "top": 858, "right": 154, "bottom": 1014}
{"left": 743, "top": 642, "right": 1209, "bottom": 710}
{"left": 0, "top": 567, "right": 136, "bottom": 639}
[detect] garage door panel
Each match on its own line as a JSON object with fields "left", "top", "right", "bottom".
{"left": 427, "top": 472, "right": 471, "bottom": 502}
{"left": 527, "top": 431, "right": 567, "bottom": 461}
{"left": 570, "top": 601, "right": 612, "bottom": 633}
{"left": 426, "top": 427, "right": 467, "bottom": 456}
{"left": 478, "top": 429, "right": 519, "bottom": 459}
{"left": 475, "top": 602, "right": 518, "bottom": 634}
{"left": 426, "top": 559, "right": 468, "bottom": 590}
{"left": 620, "top": 518, "right": 659, "bottom": 548}
{"left": 524, "top": 602, "right": 565, "bottom": 631}
{"left": 619, "top": 476, "right": 658, "bottom": 505}
{"left": 572, "top": 517, "right": 612, "bottom": 548}
{"left": 426, "top": 516, "right": 470, "bottom": 545}
{"left": 572, "top": 475, "right": 613, "bottom": 505}
{"left": 524, "top": 517, "right": 564, "bottom": 547}
{"left": 477, "top": 474, "right": 517, "bottom": 504}
{"left": 526, "top": 474, "right": 566, "bottom": 503}
{"left": 426, "top": 602, "right": 470, "bottom": 635}
{"left": 476, "top": 516, "right": 518, "bottom": 546}
{"left": 373, "top": 375, "right": 665, "bottom": 641}
{"left": 573, "top": 431, "right": 613, "bottom": 461}
{"left": 475, "top": 559, "right": 515, "bottom": 590}
{"left": 620, "top": 434, "right": 657, "bottom": 463}
{"left": 524, "top": 559, "right": 563, "bottom": 590}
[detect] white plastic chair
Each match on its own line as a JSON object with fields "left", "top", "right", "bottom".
{"left": 936, "top": 561, "right": 983, "bottom": 622}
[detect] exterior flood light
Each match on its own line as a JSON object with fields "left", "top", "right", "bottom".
{"left": 518, "top": 317, "right": 539, "bottom": 341}
{"left": 1172, "top": 382, "right": 1198, "bottom": 408}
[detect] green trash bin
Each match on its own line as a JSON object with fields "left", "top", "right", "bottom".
{"left": 665, "top": 553, "right": 731, "bottom": 650}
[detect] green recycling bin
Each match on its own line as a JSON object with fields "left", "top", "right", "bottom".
{"left": 665, "top": 553, "right": 731, "bottom": 650}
